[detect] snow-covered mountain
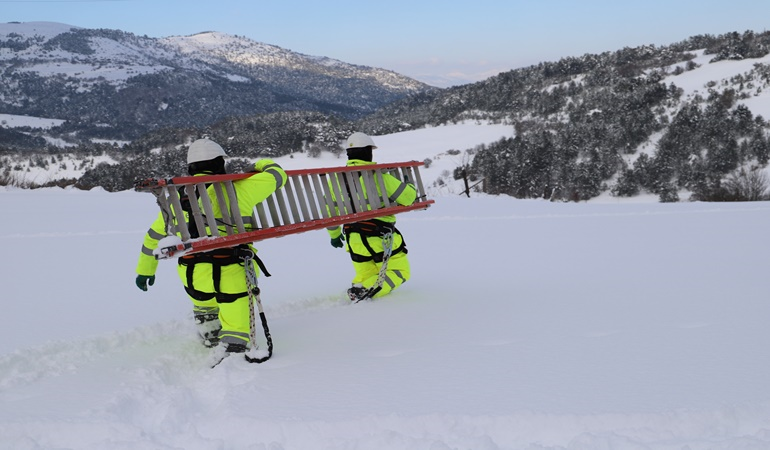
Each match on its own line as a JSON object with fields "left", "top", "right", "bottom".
{"left": 161, "top": 30, "right": 419, "bottom": 89}
{"left": 1, "top": 22, "right": 428, "bottom": 91}
{"left": 0, "top": 21, "right": 433, "bottom": 141}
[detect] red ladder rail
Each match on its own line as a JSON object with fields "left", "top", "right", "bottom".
{"left": 135, "top": 161, "right": 434, "bottom": 259}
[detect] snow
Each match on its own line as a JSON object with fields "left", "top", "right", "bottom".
{"left": 0, "top": 113, "right": 65, "bottom": 130}
{"left": 0, "top": 21, "right": 173, "bottom": 85}
{"left": 0, "top": 153, "right": 119, "bottom": 186}
{"left": 284, "top": 121, "right": 514, "bottom": 197}
{"left": 667, "top": 49, "right": 770, "bottom": 119}
{"left": 162, "top": 32, "right": 303, "bottom": 69}
{"left": 2, "top": 125, "right": 770, "bottom": 449}
{"left": 18, "top": 62, "right": 166, "bottom": 85}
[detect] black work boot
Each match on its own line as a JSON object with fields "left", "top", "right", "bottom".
{"left": 194, "top": 313, "right": 221, "bottom": 348}
{"left": 225, "top": 342, "right": 247, "bottom": 354}
{"left": 347, "top": 285, "right": 369, "bottom": 302}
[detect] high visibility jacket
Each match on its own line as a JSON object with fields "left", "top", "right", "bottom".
{"left": 326, "top": 159, "right": 417, "bottom": 240}
{"left": 136, "top": 160, "right": 287, "bottom": 276}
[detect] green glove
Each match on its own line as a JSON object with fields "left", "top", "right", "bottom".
{"left": 330, "top": 235, "right": 345, "bottom": 248}
{"left": 135, "top": 274, "right": 155, "bottom": 291}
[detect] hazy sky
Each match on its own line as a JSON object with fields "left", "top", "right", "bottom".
{"left": 5, "top": 0, "right": 770, "bottom": 86}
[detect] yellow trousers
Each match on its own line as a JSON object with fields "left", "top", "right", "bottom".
{"left": 177, "top": 260, "right": 257, "bottom": 346}
{"left": 347, "top": 232, "right": 410, "bottom": 298}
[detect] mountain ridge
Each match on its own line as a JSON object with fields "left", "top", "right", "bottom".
{"left": 0, "top": 21, "right": 433, "bottom": 144}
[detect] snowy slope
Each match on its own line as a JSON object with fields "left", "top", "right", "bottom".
{"left": 2, "top": 159, "right": 770, "bottom": 449}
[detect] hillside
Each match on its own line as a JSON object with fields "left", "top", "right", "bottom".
{"left": 0, "top": 21, "right": 432, "bottom": 146}
{"left": 360, "top": 31, "right": 770, "bottom": 202}
{"left": 4, "top": 29, "right": 770, "bottom": 202}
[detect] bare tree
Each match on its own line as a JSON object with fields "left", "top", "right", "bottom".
{"left": 724, "top": 167, "right": 769, "bottom": 201}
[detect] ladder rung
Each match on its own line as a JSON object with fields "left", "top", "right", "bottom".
{"left": 136, "top": 161, "right": 434, "bottom": 258}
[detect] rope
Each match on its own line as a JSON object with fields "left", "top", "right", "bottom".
{"left": 241, "top": 251, "right": 273, "bottom": 363}
{"left": 356, "top": 231, "right": 394, "bottom": 302}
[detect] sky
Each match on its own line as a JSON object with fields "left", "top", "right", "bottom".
{"left": 3, "top": 122, "right": 770, "bottom": 449}
{"left": 4, "top": 0, "right": 770, "bottom": 86}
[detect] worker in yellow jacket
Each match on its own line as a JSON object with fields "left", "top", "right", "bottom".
{"left": 135, "top": 138, "right": 287, "bottom": 357}
{"left": 326, "top": 132, "right": 417, "bottom": 301}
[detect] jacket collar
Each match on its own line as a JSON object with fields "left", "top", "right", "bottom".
{"left": 346, "top": 159, "right": 377, "bottom": 167}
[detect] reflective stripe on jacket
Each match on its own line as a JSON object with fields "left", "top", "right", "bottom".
{"left": 135, "top": 160, "right": 287, "bottom": 276}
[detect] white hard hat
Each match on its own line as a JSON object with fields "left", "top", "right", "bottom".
{"left": 345, "top": 132, "right": 377, "bottom": 150}
{"left": 187, "top": 138, "right": 227, "bottom": 164}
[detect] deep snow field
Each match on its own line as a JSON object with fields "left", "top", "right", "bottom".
{"left": 2, "top": 122, "right": 770, "bottom": 449}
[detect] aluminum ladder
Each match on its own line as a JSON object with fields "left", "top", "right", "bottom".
{"left": 134, "top": 161, "right": 434, "bottom": 259}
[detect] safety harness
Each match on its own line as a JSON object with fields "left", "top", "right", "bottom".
{"left": 343, "top": 219, "right": 407, "bottom": 263}
{"left": 178, "top": 245, "right": 270, "bottom": 303}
